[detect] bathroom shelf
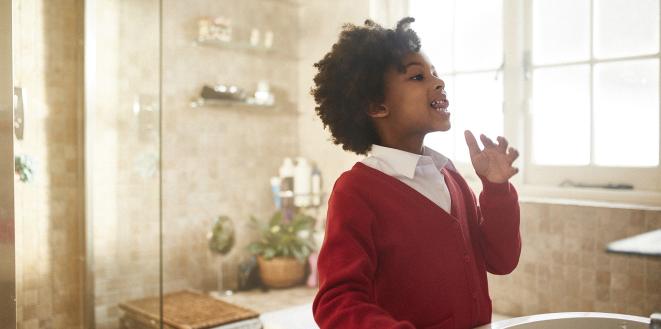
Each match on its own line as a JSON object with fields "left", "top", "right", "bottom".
{"left": 192, "top": 39, "right": 298, "bottom": 61}
{"left": 190, "top": 98, "right": 274, "bottom": 109}
{"left": 190, "top": 98, "right": 299, "bottom": 117}
{"left": 194, "top": 39, "right": 273, "bottom": 52}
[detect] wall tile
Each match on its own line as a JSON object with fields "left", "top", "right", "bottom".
{"left": 489, "top": 201, "right": 661, "bottom": 317}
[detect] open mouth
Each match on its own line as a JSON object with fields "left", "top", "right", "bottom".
{"left": 430, "top": 99, "right": 450, "bottom": 112}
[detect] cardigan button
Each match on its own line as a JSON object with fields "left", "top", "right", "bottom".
{"left": 464, "top": 255, "right": 470, "bottom": 263}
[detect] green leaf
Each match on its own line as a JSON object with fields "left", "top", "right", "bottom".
{"left": 247, "top": 243, "right": 263, "bottom": 254}
{"left": 247, "top": 209, "right": 318, "bottom": 259}
{"left": 292, "top": 248, "right": 304, "bottom": 262}
{"left": 264, "top": 248, "right": 276, "bottom": 260}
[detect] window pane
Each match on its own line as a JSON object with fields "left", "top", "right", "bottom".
{"left": 424, "top": 131, "right": 456, "bottom": 158}
{"left": 410, "top": 0, "right": 454, "bottom": 74}
{"left": 594, "top": 0, "right": 660, "bottom": 59}
{"left": 454, "top": 0, "right": 502, "bottom": 71}
{"left": 424, "top": 76, "right": 456, "bottom": 156}
{"left": 532, "top": 65, "right": 591, "bottom": 165}
{"left": 594, "top": 59, "right": 659, "bottom": 166}
{"left": 532, "top": 0, "right": 590, "bottom": 65}
{"left": 451, "top": 72, "right": 503, "bottom": 163}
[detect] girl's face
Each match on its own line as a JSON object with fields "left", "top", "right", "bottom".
{"left": 380, "top": 52, "right": 450, "bottom": 136}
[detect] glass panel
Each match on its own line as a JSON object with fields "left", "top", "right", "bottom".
{"left": 454, "top": 0, "right": 503, "bottom": 71}
{"left": 409, "top": 0, "right": 454, "bottom": 74}
{"left": 532, "top": 65, "right": 591, "bottom": 165}
{"left": 594, "top": 59, "right": 659, "bottom": 166}
{"left": 90, "top": 0, "right": 162, "bottom": 328}
{"left": 532, "top": 0, "right": 590, "bottom": 65}
{"left": 594, "top": 0, "right": 660, "bottom": 59}
{"left": 451, "top": 72, "right": 503, "bottom": 163}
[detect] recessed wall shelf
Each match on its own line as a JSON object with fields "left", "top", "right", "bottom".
{"left": 190, "top": 98, "right": 274, "bottom": 109}
{"left": 193, "top": 39, "right": 274, "bottom": 53}
{"left": 192, "top": 39, "right": 298, "bottom": 61}
{"left": 190, "top": 98, "right": 299, "bottom": 117}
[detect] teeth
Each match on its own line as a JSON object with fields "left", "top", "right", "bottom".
{"left": 430, "top": 100, "right": 445, "bottom": 109}
{"left": 430, "top": 99, "right": 450, "bottom": 114}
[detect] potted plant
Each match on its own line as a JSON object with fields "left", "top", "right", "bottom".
{"left": 247, "top": 210, "right": 316, "bottom": 288}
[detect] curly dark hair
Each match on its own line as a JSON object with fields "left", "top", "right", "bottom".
{"left": 311, "top": 17, "right": 422, "bottom": 155}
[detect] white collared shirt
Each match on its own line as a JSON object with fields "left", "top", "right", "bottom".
{"left": 362, "top": 144, "right": 452, "bottom": 213}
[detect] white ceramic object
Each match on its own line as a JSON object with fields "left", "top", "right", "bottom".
{"left": 476, "top": 312, "right": 651, "bottom": 329}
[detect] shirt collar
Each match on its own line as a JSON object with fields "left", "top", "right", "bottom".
{"left": 423, "top": 146, "right": 450, "bottom": 171}
{"left": 369, "top": 144, "right": 449, "bottom": 179}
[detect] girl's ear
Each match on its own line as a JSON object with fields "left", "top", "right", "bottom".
{"left": 367, "top": 103, "right": 389, "bottom": 118}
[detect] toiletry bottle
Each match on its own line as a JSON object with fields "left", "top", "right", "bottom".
{"left": 279, "top": 157, "right": 295, "bottom": 209}
{"left": 311, "top": 165, "right": 322, "bottom": 207}
{"left": 294, "top": 157, "right": 312, "bottom": 207}
{"left": 270, "top": 176, "right": 281, "bottom": 209}
{"left": 307, "top": 251, "right": 319, "bottom": 288}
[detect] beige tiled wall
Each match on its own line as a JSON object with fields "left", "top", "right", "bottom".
{"left": 13, "top": 0, "right": 85, "bottom": 328}
{"left": 488, "top": 201, "right": 661, "bottom": 317}
{"left": 295, "top": 1, "right": 374, "bottom": 231}
{"left": 296, "top": 0, "right": 367, "bottom": 190}
{"left": 160, "top": 0, "right": 300, "bottom": 295}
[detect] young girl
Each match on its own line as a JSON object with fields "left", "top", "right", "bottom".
{"left": 311, "top": 18, "right": 521, "bottom": 329}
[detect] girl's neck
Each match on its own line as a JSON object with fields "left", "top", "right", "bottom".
{"left": 379, "top": 134, "right": 425, "bottom": 155}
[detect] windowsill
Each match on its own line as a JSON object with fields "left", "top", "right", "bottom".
{"left": 464, "top": 178, "right": 661, "bottom": 210}
{"left": 518, "top": 184, "right": 661, "bottom": 210}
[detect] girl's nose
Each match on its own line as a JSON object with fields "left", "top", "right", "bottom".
{"left": 434, "top": 80, "right": 445, "bottom": 91}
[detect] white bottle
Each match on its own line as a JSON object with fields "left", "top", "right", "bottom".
{"left": 279, "top": 157, "right": 295, "bottom": 209}
{"left": 294, "top": 157, "right": 312, "bottom": 207}
{"left": 311, "top": 166, "right": 322, "bottom": 207}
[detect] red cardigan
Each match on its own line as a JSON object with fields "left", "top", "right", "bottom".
{"left": 312, "top": 162, "right": 521, "bottom": 329}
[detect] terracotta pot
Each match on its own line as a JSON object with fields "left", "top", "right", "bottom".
{"left": 257, "top": 256, "right": 306, "bottom": 289}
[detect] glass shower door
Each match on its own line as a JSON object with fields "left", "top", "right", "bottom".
{"left": 85, "top": 0, "right": 162, "bottom": 328}
{"left": 1, "top": 1, "right": 163, "bottom": 328}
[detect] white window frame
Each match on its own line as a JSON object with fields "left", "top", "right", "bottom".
{"left": 407, "top": 0, "right": 661, "bottom": 206}
{"left": 518, "top": 0, "right": 661, "bottom": 205}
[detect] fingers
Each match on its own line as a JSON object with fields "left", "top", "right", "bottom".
{"left": 496, "top": 136, "right": 508, "bottom": 152}
{"left": 509, "top": 166, "right": 520, "bottom": 177}
{"left": 507, "top": 147, "right": 520, "bottom": 165}
{"left": 468, "top": 132, "right": 519, "bottom": 165}
{"left": 464, "top": 130, "right": 481, "bottom": 157}
{"left": 480, "top": 134, "right": 496, "bottom": 149}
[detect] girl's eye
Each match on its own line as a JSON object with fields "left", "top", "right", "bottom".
{"left": 411, "top": 74, "right": 424, "bottom": 81}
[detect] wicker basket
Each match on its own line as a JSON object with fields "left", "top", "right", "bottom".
{"left": 118, "top": 290, "right": 260, "bottom": 329}
{"left": 257, "top": 256, "right": 306, "bottom": 289}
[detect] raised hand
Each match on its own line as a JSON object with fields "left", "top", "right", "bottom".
{"left": 464, "top": 130, "right": 519, "bottom": 184}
